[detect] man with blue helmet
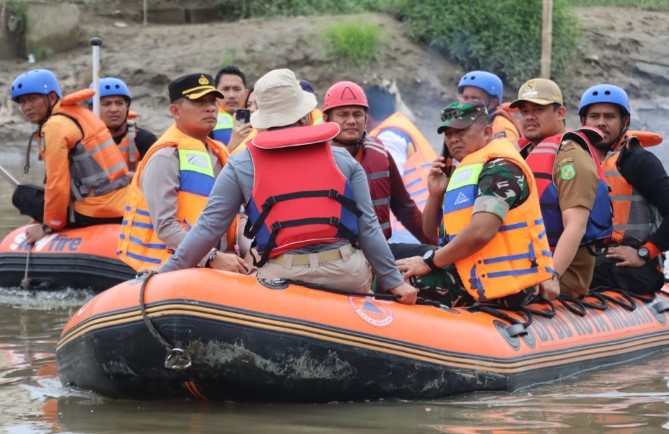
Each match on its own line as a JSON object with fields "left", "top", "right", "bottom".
{"left": 10, "top": 69, "right": 130, "bottom": 243}
{"left": 458, "top": 70, "right": 522, "bottom": 145}
{"left": 580, "top": 84, "right": 669, "bottom": 294}
{"left": 90, "top": 77, "right": 157, "bottom": 178}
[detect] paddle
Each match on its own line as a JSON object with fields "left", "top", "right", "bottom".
{"left": 0, "top": 164, "right": 19, "bottom": 188}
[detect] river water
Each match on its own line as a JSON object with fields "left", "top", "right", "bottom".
{"left": 1, "top": 159, "right": 669, "bottom": 434}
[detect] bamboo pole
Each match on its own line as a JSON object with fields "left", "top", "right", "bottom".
{"left": 540, "top": 0, "right": 553, "bottom": 79}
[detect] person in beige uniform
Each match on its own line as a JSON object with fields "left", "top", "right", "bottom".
{"left": 512, "top": 78, "right": 605, "bottom": 297}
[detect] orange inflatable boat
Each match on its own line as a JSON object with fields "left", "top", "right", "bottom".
{"left": 0, "top": 224, "right": 134, "bottom": 291}
{"left": 56, "top": 269, "right": 669, "bottom": 402}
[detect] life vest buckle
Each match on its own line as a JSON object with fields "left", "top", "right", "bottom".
{"left": 327, "top": 189, "right": 338, "bottom": 198}
{"left": 271, "top": 221, "right": 283, "bottom": 231}
{"left": 329, "top": 217, "right": 340, "bottom": 226}
{"left": 264, "top": 196, "right": 277, "bottom": 209}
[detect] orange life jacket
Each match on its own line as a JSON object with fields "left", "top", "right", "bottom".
{"left": 117, "top": 121, "right": 139, "bottom": 171}
{"left": 442, "top": 138, "right": 554, "bottom": 301}
{"left": 603, "top": 135, "right": 662, "bottom": 245}
{"left": 244, "top": 123, "right": 361, "bottom": 267}
{"left": 43, "top": 89, "right": 129, "bottom": 200}
{"left": 117, "top": 124, "right": 237, "bottom": 271}
{"left": 369, "top": 112, "right": 436, "bottom": 242}
{"left": 490, "top": 104, "right": 522, "bottom": 145}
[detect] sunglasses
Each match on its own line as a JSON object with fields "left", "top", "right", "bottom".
{"left": 440, "top": 101, "right": 487, "bottom": 122}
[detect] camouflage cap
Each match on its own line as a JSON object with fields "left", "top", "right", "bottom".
{"left": 437, "top": 100, "right": 489, "bottom": 134}
{"left": 510, "top": 78, "right": 563, "bottom": 108}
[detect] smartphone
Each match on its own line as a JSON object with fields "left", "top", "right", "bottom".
{"left": 442, "top": 145, "right": 454, "bottom": 177}
{"left": 234, "top": 109, "right": 251, "bottom": 124}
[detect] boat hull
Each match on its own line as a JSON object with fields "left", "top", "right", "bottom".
{"left": 0, "top": 224, "right": 135, "bottom": 291}
{"left": 56, "top": 270, "right": 669, "bottom": 402}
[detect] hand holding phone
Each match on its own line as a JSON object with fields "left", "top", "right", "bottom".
{"left": 442, "top": 145, "right": 454, "bottom": 177}
{"left": 234, "top": 109, "right": 251, "bottom": 124}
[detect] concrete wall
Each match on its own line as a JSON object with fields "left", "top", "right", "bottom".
{"left": 25, "top": 2, "right": 80, "bottom": 59}
{"left": 0, "top": 2, "right": 80, "bottom": 60}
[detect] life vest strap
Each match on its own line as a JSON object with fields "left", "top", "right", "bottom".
{"left": 254, "top": 216, "right": 358, "bottom": 267}
{"left": 244, "top": 189, "right": 361, "bottom": 238}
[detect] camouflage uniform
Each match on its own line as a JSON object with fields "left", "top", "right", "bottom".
{"left": 414, "top": 157, "right": 536, "bottom": 309}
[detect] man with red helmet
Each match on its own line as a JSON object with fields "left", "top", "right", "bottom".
{"left": 322, "top": 80, "right": 435, "bottom": 259}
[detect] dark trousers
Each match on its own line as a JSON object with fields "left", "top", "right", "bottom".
{"left": 591, "top": 251, "right": 665, "bottom": 295}
{"left": 12, "top": 184, "right": 122, "bottom": 227}
{"left": 389, "top": 242, "right": 434, "bottom": 260}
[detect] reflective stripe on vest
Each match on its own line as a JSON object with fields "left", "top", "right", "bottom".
{"left": 117, "top": 124, "right": 237, "bottom": 271}
{"left": 48, "top": 93, "right": 129, "bottom": 199}
{"left": 211, "top": 109, "right": 233, "bottom": 144}
{"left": 603, "top": 145, "right": 661, "bottom": 245}
{"left": 117, "top": 122, "right": 139, "bottom": 170}
{"left": 245, "top": 123, "right": 360, "bottom": 266}
{"left": 442, "top": 138, "right": 553, "bottom": 301}
{"left": 360, "top": 137, "right": 393, "bottom": 239}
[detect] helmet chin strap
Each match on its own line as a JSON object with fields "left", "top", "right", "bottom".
{"left": 333, "top": 131, "right": 367, "bottom": 156}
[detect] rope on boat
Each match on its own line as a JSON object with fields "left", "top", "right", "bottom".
{"left": 138, "top": 271, "right": 192, "bottom": 370}
{"left": 279, "top": 278, "right": 445, "bottom": 307}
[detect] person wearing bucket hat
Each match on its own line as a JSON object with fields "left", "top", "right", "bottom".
{"left": 514, "top": 78, "right": 612, "bottom": 298}
{"left": 159, "top": 68, "right": 418, "bottom": 305}
{"left": 397, "top": 100, "right": 556, "bottom": 308}
{"left": 88, "top": 77, "right": 158, "bottom": 176}
{"left": 579, "top": 84, "right": 669, "bottom": 295}
{"left": 10, "top": 69, "right": 131, "bottom": 244}
{"left": 457, "top": 70, "right": 522, "bottom": 144}
{"left": 321, "top": 80, "right": 436, "bottom": 260}
{"left": 117, "top": 73, "right": 245, "bottom": 273}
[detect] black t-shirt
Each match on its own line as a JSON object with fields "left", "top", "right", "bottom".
{"left": 113, "top": 125, "right": 158, "bottom": 160}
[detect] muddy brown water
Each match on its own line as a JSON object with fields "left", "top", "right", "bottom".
{"left": 1, "top": 158, "right": 669, "bottom": 433}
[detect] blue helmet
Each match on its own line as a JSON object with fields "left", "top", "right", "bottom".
{"left": 89, "top": 77, "right": 132, "bottom": 105}
{"left": 458, "top": 71, "right": 503, "bottom": 102}
{"left": 578, "top": 84, "right": 630, "bottom": 117}
{"left": 11, "top": 69, "right": 62, "bottom": 103}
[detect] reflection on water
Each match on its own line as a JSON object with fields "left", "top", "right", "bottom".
{"left": 1, "top": 161, "right": 669, "bottom": 433}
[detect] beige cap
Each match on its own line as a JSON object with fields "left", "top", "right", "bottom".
{"left": 510, "top": 78, "right": 563, "bottom": 108}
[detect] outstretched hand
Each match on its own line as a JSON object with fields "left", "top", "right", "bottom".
{"left": 396, "top": 255, "right": 431, "bottom": 279}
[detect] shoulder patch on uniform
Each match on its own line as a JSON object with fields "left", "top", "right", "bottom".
{"left": 557, "top": 157, "right": 574, "bottom": 166}
{"left": 559, "top": 162, "right": 576, "bottom": 180}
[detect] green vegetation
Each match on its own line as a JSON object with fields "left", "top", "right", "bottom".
{"left": 322, "top": 20, "right": 382, "bottom": 69}
{"left": 213, "top": 0, "right": 391, "bottom": 21}
{"left": 394, "top": 0, "right": 579, "bottom": 89}
{"left": 2, "top": 0, "right": 27, "bottom": 48}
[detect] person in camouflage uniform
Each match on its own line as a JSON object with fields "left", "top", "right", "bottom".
{"left": 397, "top": 100, "right": 557, "bottom": 309}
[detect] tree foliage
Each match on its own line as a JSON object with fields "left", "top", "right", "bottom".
{"left": 395, "top": 0, "right": 580, "bottom": 89}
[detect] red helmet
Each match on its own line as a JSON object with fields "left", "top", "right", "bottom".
{"left": 322, "top": 81, "right": 368, "bottom": 112}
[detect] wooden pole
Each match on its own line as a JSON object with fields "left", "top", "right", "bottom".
{"left": 143, "top": 0, "right": 148, "bottom": 26}
{"left": 540, "top": 0, "right": 553, "bottom": 79}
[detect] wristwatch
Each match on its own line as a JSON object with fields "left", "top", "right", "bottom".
{"left": 205, "top": 249, "right": 219, "bottom": 268}
{"left": 41, "top": 224, "right": 54, "bottom": 235}
{"left": 637, "top": 246, "right": 650, "bottom": 262}
{"left": 422, "top": 249, "right": 440, "bottom": 272}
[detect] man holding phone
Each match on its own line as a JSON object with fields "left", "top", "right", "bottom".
{"left": 212, "top": 65, "right": 252, "bottom": 153}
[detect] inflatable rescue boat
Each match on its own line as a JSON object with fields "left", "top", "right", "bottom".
{"left": 0, "top": 224, "right": 134, "bottom": 291}
{"left": 56, "top": 269, "right": 669, "bottom": 402}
